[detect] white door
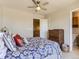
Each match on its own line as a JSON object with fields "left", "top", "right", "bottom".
{"left": 40, "top": 19, "right": 48, "bottom": 38}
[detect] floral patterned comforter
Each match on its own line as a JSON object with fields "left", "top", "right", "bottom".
{"left": 5, "top": 37, "right": 62, "bottom": 59}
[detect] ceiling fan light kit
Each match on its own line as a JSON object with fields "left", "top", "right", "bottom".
{"left": 36, "top": 6, "right": 41, "bottom": 11}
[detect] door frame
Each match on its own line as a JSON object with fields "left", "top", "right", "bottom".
{"left": 70, "top": 8, "right": 79, "bottom": 51}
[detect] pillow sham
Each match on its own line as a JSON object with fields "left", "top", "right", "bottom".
{"left": 3, "top": 33, "right": 17, "bottom": 51}
{"left": 0, "top": 32, "right": 7, "bottom": 59}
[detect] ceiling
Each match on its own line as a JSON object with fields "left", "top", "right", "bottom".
{"left": 0, "top": 0, "right": 78, "bottom": 15}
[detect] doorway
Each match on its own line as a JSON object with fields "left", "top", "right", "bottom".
{"left": 33, "top": 19, "right": 40, "bottom": 37}
{"left": 72, "top": 10, "right": 79, "bottom": 49}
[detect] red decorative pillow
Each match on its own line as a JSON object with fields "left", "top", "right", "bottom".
{"left": 13, "top": 34, "right": 24, "bottom": 47}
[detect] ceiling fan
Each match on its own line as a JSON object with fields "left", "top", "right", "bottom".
{"left": 28, "top": 0, "right": 48, "bottom": 11}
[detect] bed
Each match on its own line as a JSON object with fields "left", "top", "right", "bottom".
{"left": 0, "top": 32, "right": 62, "bottom": 59}
{"left": 5, "top": 37, "right": 62, "bottom": 59}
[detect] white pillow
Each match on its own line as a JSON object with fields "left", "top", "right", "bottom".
{"left": 3, "top": 33, "right": 17, "bottom": 51}
{"left": 0, "top": 32, "right": 7, "bottom": 59}
{"left": 23, "top": 37, "right": 29, "bottom": 45}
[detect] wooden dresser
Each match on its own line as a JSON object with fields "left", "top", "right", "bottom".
{"left": 48, "top": 29, "right": 64, "bottom": 46}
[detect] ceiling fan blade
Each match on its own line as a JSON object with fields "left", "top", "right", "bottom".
{"left": 42, "top": 2, "right": 49, "bottom": 5}
{"left": 40, "top": 7, "right": 47, "bottom": 10}
{"left": 28, "top": 6, "right": 36, "bottom": 8}
{"left": 32, "top": 0, "right": 38, "bottom": 6}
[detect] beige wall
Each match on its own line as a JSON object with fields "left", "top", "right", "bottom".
{"left": 0, "top": 7, "right": 3, "bottom": 28}
{"left": 47, "top": 1, "right": 79, "bottom": 51}
{"left": 0, "top": 7, "right": 44, "bottom": 37}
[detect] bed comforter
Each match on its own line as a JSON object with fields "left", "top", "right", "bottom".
{"left": 5, "top": 37, "right": 62, "bottom": 59}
